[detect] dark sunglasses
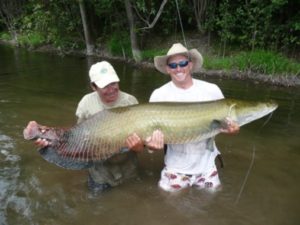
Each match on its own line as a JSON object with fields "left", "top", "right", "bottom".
{"left": 168, "top": 60, "right": 189, "bottom": 69}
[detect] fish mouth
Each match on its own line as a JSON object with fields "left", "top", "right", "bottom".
{"left": 263, "top": 101, "right": 278, "bottom": 117}
{"left": 23, "top": 121, "right": 39, "bottom": 140}
{"left": 268, "top": 101, "right": 278, "bottom": 111}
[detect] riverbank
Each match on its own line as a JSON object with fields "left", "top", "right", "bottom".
{"left": 98, "top": 51, "right": 300, "bottom": 88}
{"left": 132, "top": 60, "right": 300, "bottom": 87}
{"left": 1, "top": 40, "right": 299, "bottom": 87}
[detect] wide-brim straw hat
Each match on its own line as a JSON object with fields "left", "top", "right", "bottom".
{"left": 154, "top": 43, "right": 203, "bottom": 74}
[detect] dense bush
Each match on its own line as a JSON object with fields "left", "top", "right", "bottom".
{"left": 0, "top": 0, "right": 298, "bottom": 74}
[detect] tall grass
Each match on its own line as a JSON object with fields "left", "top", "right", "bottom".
{"left": 204, "top": 50, "right": 300, "bottom": 76}
{"left": 141, "top": 49, "right": 300, "bottom": 76}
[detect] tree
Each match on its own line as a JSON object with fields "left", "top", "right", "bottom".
{"left": 78, "top": 0, "right": 94, "bottom": 55}
{"left": 216, "top": 0, "right": 235, "bottom": 57}
{"left": 191, "top": 0, "right": 208, "bottom": 32}
{"left": 124, "top": 0, "right": 142, "bottom": 62}
{"left": 0, "top": 0, "right": 27, "bottom": 43}
{"left": 134, "top": 0, "right": 168, "bottom": 30}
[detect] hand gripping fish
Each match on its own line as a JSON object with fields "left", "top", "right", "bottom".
{"left": 23, "top": 98, "right": 277, "bottom": 170}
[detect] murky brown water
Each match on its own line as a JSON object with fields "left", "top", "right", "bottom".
{"left": 0, "top": 44, "right": 299, "bottom": 225}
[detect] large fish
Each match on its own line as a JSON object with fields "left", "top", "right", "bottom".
{"left": 23, "top": 98, "right": 277, "bottom": 170}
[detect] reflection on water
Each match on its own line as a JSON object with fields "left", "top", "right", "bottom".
{"left": 0, "top": 44, "right": 299, "bottom": 225}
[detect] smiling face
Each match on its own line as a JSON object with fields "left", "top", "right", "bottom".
{"left": 165, "top": 54, "right": 194, "bottom": 89}
{"left": 92, "top": 82, "right": 120, "bottom": 105}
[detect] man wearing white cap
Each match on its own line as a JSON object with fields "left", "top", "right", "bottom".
{"left": 146, "top": 43, "right": 239, "bottom": 192}
{"left": 35, "top": 61, "right": 144, "bottom": 192}
{"left": 75, "top": 61, "right": 145, "bottom": 192}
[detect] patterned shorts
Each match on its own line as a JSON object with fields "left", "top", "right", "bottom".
{"left": 158, "top": 166, "right": 221, "bottom": 192}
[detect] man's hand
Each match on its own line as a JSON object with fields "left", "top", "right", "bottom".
{"left": 145, "top": 130, "right": 164, "bottom": 151}
{"left": 220, "top": 117, "right": 240, "bottom": 134}
{"left": 34, "top": 138, "right": 50, "bottom": 148}
{"left": 126, "top": 133, "right": 145, "bottom": 153}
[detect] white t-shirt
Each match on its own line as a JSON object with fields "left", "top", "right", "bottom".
{"left": 150, "top": 79, "right": 224, "bottom": 174}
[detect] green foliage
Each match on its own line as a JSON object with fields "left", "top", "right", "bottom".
{"left": 216, "top": 0, "right": 236, "bottom": 45}
{"left": 0, "top": 0, "right": 298, "bottom": 78}
{"left": 213, "top": 0, "right": 299, "bottom": 52}
{"left": 92, "top": 0, "right": 115, "bottom": 15}
{"left": 18, "top": 32, "right": 45, "bottom": 48}
{"left": 141, "top": 48, "right": 167, "bottom": 61}
{"left": 204, "top": 50, "right": 300, "bottom": 76}
{"left": 202, "top": 0, "right": 218, "bottom": 33}
{"left": 0, "top": 32, "right": 11, "bottom": 40}
{"left": 237, "top": 50, "right": 300, "bottom": 75}
{"left": 91, "top": 0, "right": 127, "bottom": 36}
{"left": 107, "top": 34, "right": 132, "bottom": 58}
{"left": 17, "top": 0, "right": 82, "bottom": 49}
{"left": 154, "top": 0, "right": 177, "bottom": 35}
{"left": 204, "top": 56, "right": 231, "bottom": 71}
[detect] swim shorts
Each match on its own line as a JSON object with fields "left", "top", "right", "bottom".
{"left": 158, "top": 166, "right": 221, "bottom": 192}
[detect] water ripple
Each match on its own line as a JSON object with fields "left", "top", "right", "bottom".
{"left": 0, "top": 133, "right": 33, "bottom": 225}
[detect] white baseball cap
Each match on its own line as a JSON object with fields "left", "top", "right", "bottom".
{"left": 89, "top": 61, "right": 120, "bottom": 88}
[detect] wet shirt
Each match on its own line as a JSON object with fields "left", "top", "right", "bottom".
{"left": 149, "top": 79, "right": 224, "bottom": 175}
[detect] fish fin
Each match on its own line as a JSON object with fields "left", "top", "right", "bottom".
{"left": 211, "top": 119, "right": 226, "bottom": 130}
{"left": 205, "top": 137, "right": 216, "bottom": 152}
{"left": 227, "top": 103, "right": 237, "bottom": 117}
{"left": 119, "top": 147, "right": 130, "bottom": 153}
{"left": 39, "top": 146, "right": 93, "bottom": 170}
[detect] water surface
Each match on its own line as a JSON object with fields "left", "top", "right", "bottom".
{"left": 0, "top": 44, "right": 299, "bottom": 225}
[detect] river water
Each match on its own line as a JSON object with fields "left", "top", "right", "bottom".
{"left": 0, "top": 44, "right": 299, "bottom": 225}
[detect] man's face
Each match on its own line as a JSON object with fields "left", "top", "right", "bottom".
{"left": 165, "top": 54, "right": 193, "bottom": 88}
{"left": 96, "top": 82, "right": 120, "bottom": 105}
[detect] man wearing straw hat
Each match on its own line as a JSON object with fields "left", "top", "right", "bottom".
{"left": 142, "top": 43, "right": 239, "bottom": 192}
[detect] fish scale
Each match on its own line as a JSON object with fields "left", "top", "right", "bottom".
{"left": 23, "top": 98, "right": 278, "bottom": 169}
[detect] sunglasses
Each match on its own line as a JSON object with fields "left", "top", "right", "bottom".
{"left": 168, "top": 60, "right": 189, "bottom": 69}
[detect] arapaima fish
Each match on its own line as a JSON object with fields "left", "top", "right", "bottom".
{"left": 23, "top": 98, "right": 277, "bottom": 170}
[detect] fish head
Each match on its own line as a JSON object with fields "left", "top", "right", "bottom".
{"left": 23, "top": 121, "right": 60, "bottom": 141}
{"left": 234, "top": 100, "right": 278, "bottom": 127}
